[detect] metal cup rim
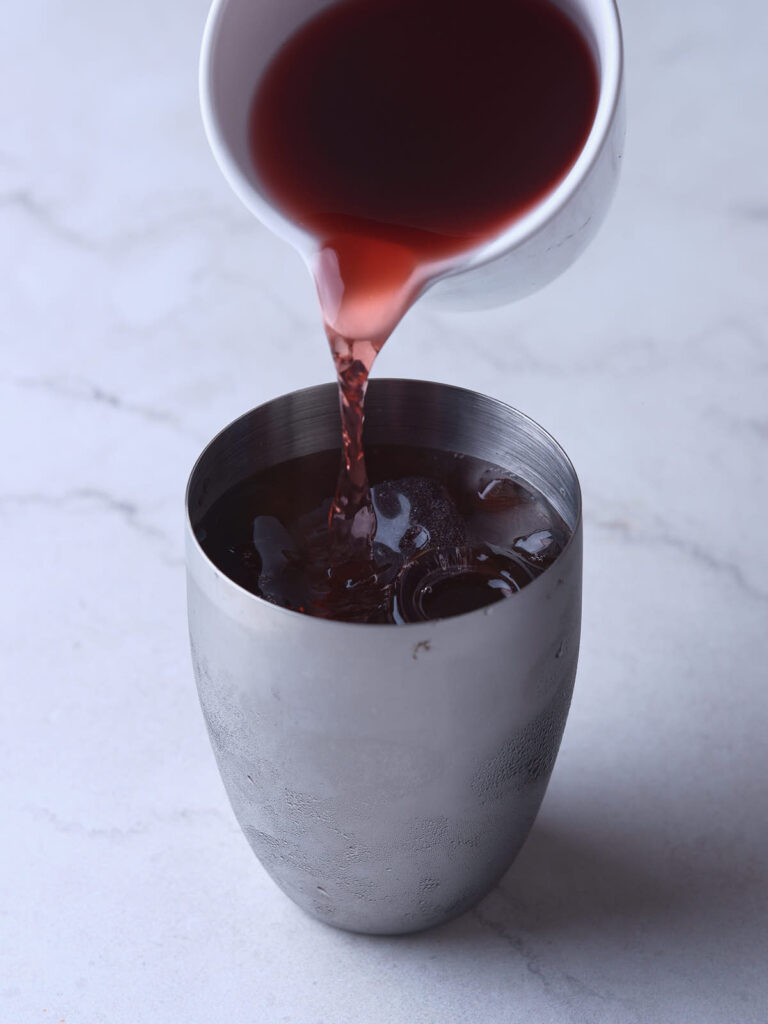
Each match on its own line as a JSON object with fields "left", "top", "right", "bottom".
{"left": 185, "top": 378, "right": 583, "bottom": 630}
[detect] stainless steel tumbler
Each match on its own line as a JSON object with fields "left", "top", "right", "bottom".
{"left": 186, "top": 379, "right": 582, "bottom": 935}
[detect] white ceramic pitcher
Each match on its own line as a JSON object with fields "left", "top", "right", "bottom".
{"left": 200, "top": 0, "right": 624, "bottom": 309}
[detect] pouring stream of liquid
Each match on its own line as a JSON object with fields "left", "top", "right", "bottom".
{"left": 248, "top": 0, "right": 599, "bottom": 596}
{"left": 315, "top": 236, "right": 438, "bottom": 567}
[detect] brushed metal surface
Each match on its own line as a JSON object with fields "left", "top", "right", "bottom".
{"left": 186, "top": 380, "right": 582, "bottom": 934}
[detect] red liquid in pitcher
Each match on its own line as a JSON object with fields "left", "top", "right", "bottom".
{"left": 245, "top": 0, "right": 595, "bottom": 620}
{"left": 251, "top": 0, "right": 598, "bottom": 279}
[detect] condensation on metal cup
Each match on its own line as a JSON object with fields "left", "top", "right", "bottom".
{"left": 186, "top": 379, "right": 582, "bottom": 935}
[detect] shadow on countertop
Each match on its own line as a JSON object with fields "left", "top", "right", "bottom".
{"left": 317, "top": 805, "right": 762, "bottom": 1019}
{"left": 364, "top": 803, "right": 766, "bottom": 976}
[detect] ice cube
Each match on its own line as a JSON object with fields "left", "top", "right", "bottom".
{"left": 512, "top": 529, "right": 563, "bottom": 567}
{"left": 371, "top": 476, "right": 466, "bottom": 562}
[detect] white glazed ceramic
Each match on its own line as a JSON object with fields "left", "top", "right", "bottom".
{"left": 200, "top": 0, "right": 625, "bottom": 309}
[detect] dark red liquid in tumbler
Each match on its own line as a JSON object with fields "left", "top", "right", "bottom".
{"left": 196, "top": 446, "right": 571, "bottom": 624}
{"left": 245, "top": 0, "right": 595, "bottom": 621}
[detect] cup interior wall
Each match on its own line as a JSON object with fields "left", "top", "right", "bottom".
{"left": 187, "top": 379, "right": 581, "bottom": 536}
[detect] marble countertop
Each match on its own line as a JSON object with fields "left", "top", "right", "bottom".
{"left": 2, "top": 0, "right": 767, "bottom": 1021}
